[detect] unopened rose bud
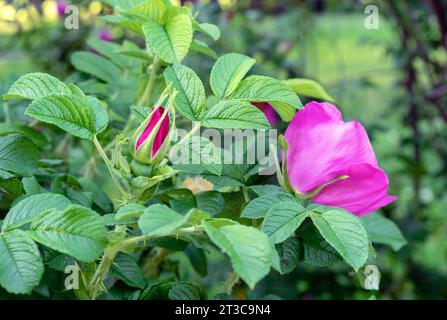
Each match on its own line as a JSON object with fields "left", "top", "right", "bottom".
{"left": 130, "top": 103, "right": 175, "bottom": 165}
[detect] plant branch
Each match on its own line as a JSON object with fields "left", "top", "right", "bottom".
{"left": 92, "top": 136, "right": 131, "bottom": 199}
{"left": 123, "top": 56, "right": 160, "bottom": 136}
{"left": 3, "top": 101, "right": 10, "bottom": 123}
{"left": 222, "top": 272, "right": 240, "bottom": 295}
{"left": 88, "top": 227, "right": 200, "bottom": 300}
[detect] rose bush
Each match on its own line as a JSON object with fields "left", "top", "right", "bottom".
{"left": 0, "top": 0, "right": 405, "bottom": 300}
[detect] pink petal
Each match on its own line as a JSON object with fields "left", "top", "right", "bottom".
{"left": 284, "top": 101, "right": 378, "bottom": 193}
{"left": 311, "top": 163, "right": 396, "bottom": 216}
{"left": 251, "top": 102, "right": 279, "bottom": 126}
{"left": 136, "top": 107, "right": 170, "bottom": 157}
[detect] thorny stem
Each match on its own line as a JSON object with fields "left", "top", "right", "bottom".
{"left": 81, "top": 56, "right": 160, "bottom": 178}
{"left": 89, "top": 227, "right": 201, "bottom": 300}
{"left": 92, "top": 136, "right": 131, "bottom": 199}
{"left": 89, "top": 234, "right": 155, "bottom": 300}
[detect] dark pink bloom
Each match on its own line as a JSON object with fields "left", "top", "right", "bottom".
{"left": 136, "top": 107, "right": 170, "bottom": 157}
{"left": 284, "top": 101, "right": 396, "bottom": 216}
{"left": 251, "top": 102, "right": 279, "bottom": 126}
{"left": 98, "top": 28, "right": 113, "bottom": 42}
{"left": 56, "top": 0, "right": 69, "bottom": 17}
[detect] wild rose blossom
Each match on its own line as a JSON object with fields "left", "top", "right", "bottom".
{"left": 251, "top": 102, "right": 279, "bottom": 126}
{"left": 130, "top": 106, "right": 173, "bottom": 165}
{"left": 284, "top": 101, "right": 396, "bottom": 216}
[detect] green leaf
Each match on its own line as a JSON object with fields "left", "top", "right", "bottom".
{"left": 284, "top": 78, "right": 335, "bottom": 103}
{"left": 261, "top": 201, "right": 308, "bottom": 244}
{"left": 0, "top": 134, "right": 39, "bottom": 176}
{"left": 29, "top": 205, "right": 108, "bottom": 263}
{"left": 0, "top": 229, "right": 44, "bottom": 294}
{"left": 300, "top": 225, "right": 342, "bottom": 267}
{"left": 101, "top": 15, "right": 144, "bottom": 36}
{"left": 103, "top": 0, "right": 146, "bottom": 9}
{"left": 3, "top": 73, "right": 71, "bottom": 101}
{"left": 116, "top": 203, "right": 146, "bottom": 220}
{"left": 202, "top": 218, "right": 272, "bottom": 289}
{"left": 196, "top": 191, "right": 224, "bottom": 215}
{"left": 140, "top": 280, "right": 174, "bottom": 300}
{"left": 190, "top": 39, "right": 218, "bottom": 59}
{"left": 230, "top": 75, "right": 302, "bottom": 121}
{"left": 78, "top": 178, "right": 113, "bottom": 213}
{"left": 131, "top": 105, "right": 151, "bottom": 122}
{"left": 111, "top": 253, "right": 146, "bottom": 289}
{"left": 164, "top": 64, "right": 206, "bottom": 120}
{"left": 241, "top": 192, "right": 298, "bottom": 219}
{"left": 0, "top": 123, "right": 47, "bottom": 148}
{"left": 71, "top": 52, "right": 122, "bottom": 84}
{"left": 88, "top": 96, "right": 109, "bottom": 134}
{"left": 210, "top": 53, "right": 255, "bottom": 98}
{"left": 86, "top": 39, "right": 130, "bottom": 67}
{"left": 118, "top": 49, "right": 151, "bottom": 61}
{"left": 250, "top": 184, "right": 283, "bottom": 196}
{"left": 44, "top": 249, "right": 75, "bottom": 272}
{"left": 25, "top": 94, "right": 97, "bottom": 140}
{"left": 21, "top": 176, "right": 46, "bottom": 195}
{"left": 272, "top": 236, "right": 300, "bottom": 275}
{"left": 138, "top": 204, "right": 209, "bottom": 237}
{"left": 361, "top": 213, "right": 407, "bottom": 251}
{"left": 196, "top": 22, "right": 220, "bottom": 41}
{"left": 175, "top": 136, "right": 222, "bottom": 176}
{"left": 143, "top": 13, "right": 192, "bottom": 63}
{"left": 168, "top": 282, "right": 203, "bottom": 300}
{"left": 121, "top": 0, "right": 167, "bottom": 23}
{"left": 201, "top": 100, "right": 270, "bottom": 129}
{"left": 2, "top": 193, "right": 71, "bottom": 232}
{"left": 185, "top": 244, "right": 207, "bottom": 277}
{"left": 310, "top": 207, "right": 369, "bottom": 271}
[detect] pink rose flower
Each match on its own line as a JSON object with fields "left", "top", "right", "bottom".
{"left": 284, "top": 101, "right": 396, "bottom": 216}
{"left": 251, "top": 102, "right": 279, "bottom": 126}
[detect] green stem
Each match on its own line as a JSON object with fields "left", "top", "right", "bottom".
{"left": 92, "top": 136, "right": 130, "bottom": 198}
{"left": 3, "top": 101, "right": 10, "bottom": 123}
{"left": 138, "top": 56, "right": 159, "bottom": 106}
{"left": 88, "top": 227, "right": 200, "bottom": 300}
{"left": 89, "top": 234, "right": 152, "bottom": 300}
{"left": 222, "top": 272, "right": 240, "bottom": 295}
{"left": 242, "top": 187, "right": 250, "bottom": 203}
{"left": 123, "top": 56, "right": 160, "bottom": 136}
{"left": 81, "top": 138, "right": 117, "bottom": 178}
{"left": 81, "top": 57, "right": 160, "bottom": 180}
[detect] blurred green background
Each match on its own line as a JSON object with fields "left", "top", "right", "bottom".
{"left": 1, "top": 0, "right": 446, "bottom": 299}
